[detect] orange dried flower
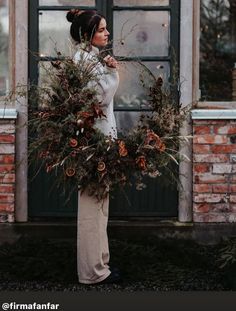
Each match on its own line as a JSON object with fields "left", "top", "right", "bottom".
{"left": 145, "top": 129, "right": 165, "bottom": 151}
{"left": 118, "top": 140, "right": 128, "bottom": 157}
{"left": 69, "top": 138, "right": 78, "bottom": 148}
{"left": 79, "top": 111, "right": 93, "bottom": 118}
{"left": 97, "top": 161, "right": 106, "bottom": 172}
{"left": 159, "top": 141, "right": 166, "bottom": 152}
{"left": 42, "top": 112, "right": 50, "bottom": 120}
{"left": 39, "top": 151, "right": 49, "bottom": 158}
{"left": 136, "top": 156, "right": 146, "bottom": 170}
{"left": 65, "top": 167, "right": 76, "bottom": 177}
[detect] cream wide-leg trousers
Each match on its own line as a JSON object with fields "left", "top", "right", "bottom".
{"left": 77, "top": 190, "right": 111, "bottom": 284}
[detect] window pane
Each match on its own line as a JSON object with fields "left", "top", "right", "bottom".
{"left": 115, "top": 111, "right": 147, "bottom": 135}
{"left": 200, "top": 0, "right": 235, "bottom": 101}
{"left": 38, "top": 61, "right": 54, "bottom": 108}
{"left": 114, "top": 61, "right": 170, "bottom": 109}
{"left": 39, "top": 10, "right": 76, "bottom": 57}
{"left": 39, "top": 0, "right": 95, "bottom": 6}
{"left": 0, "top": 0, "right": 9, "bottom": 96}
{"left": 114, "top": 0, "right": 169, "bottom": 6}
{"left": 113, "top": 11, "right": 170, "bottom": 57}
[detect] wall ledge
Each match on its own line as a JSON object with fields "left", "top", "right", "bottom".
{"left": 0, "top": 108, "right": 17, "bottom": 119}
{"left": 192, "top": 109, "right": 236, "bottom": 120}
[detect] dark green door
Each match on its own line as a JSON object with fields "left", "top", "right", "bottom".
{"left": 28, "top": 0, "right": 180, "bottom": 218}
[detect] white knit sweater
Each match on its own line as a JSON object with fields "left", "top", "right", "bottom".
{"left": 73, "top": 45, "right": 119, "bottom": 138}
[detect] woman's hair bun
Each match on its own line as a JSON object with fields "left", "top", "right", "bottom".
{"left": 66, "top": 9, "right": 83, "bottom": 23}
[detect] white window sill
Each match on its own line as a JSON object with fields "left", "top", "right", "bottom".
{"left": 0, "top": 108, "right": 18, "bottom": 119}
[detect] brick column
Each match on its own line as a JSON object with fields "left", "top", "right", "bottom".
{"left": 0, "top": 118, "right": 16, "bottom": 223}
{"left": 193, "top": 116, "right": 236, "bottom": 222}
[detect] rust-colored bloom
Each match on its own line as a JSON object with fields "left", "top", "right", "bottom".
{"left": 69, "top": 138, "right": 78, "bottom": 148}
{"left": 136, "top": 156, "right": 146, "bottom": 170}
{"left": 77, "top": 111, "right": 95, "bottom": 128}
{"left": 118, "top": 140, "right": 128, "bottom": 157}
{"left": 158, "top": 141, "right": 166, "bottom": 152}
{"left": 145, "top": 129, "right": 165, "bottom": 152}
{"left": 79, "top": 111, "right": 93, "bottom": 119}
{"left": 39, "top": 112, "right": 50, "bottom": 120}
{"left": 97, "top": 161, "right": 106, "bottom": 172}
{"left": 39, "top": 150, "right": 49, "bottom": 158}
{"left": 65, "top": 167, "right": 76, "bottom": 177}
{"left": 92, "top": 103, "right": 106, "bottom": 119}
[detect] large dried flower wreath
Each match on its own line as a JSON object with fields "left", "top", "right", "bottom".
{"left": 26, "top": 48, "right": 187, "bottom": 201}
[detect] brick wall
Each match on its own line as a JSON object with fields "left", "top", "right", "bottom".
{"left": 0, "top": 120, "right": 16, "bottom": 223}
{"left": 193, "top": 119, "right": 236, "bottom": 222}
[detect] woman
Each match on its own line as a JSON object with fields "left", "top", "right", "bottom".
{"left": 66, "top": 9, "right": 120, "bottom": 285}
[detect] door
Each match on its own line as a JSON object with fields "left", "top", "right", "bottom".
{"left": 28, "top": 0, "right": 180, "bottom": 218}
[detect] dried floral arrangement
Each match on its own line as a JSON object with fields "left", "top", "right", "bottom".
{"left": 26, "top": 50, "right": 188, "bottom": 201}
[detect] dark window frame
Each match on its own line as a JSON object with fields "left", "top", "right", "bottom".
{"left": 28, "top": 0, "right": 180, "bottom": 111}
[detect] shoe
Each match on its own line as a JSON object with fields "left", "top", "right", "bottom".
{"left": 96, "top": 270, "right": 121, "bottom": 285}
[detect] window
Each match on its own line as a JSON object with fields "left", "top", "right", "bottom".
{"left": 0, "top": 0, "right": 9, "bottom": 96}
{"left": 29, "top": 0, "right": 180, "bottom": 128}
{"left": 200, "top": 0, "right": 236, "bottom": 101}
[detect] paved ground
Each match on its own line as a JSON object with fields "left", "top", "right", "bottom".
{"left": 0, "top": 236, "right": 234, "bottom": 291}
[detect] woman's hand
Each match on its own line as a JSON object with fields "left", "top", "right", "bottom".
{"left": 103, "top": 55, "right": 118, "bottom": 69}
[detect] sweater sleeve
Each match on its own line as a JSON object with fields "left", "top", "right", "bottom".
{"left": 73, "top": 50, "right": 119, "bottom": 108}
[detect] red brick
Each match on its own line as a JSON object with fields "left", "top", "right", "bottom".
{"left": 193, "top": 203, "right": 210, "bottom": 213}
{"left": 193, "top": 144, "right": 210, "bottom": 154}
{"left": 0, "top": 174, "right": 15, "bottom": 183}
{"left": 230, "top": 205, "right": 236, "bottom": 212}
{"left": 214, "top": 125, "right": 236, "bottom": 135}
{"left": 0, "top": 165, "right": 14, "bottom": 174}
{"left": 230, "top": 175, "right": 236, "bottom": 182}
{"left": 0, "top": 203, "right": 14, "bottom": 212}
{"left": 211, "top": 203, "right": 231, "bottom": 212}
{"left": 230, "top": 185, "right": 236, "bottom": 192}
{"left": 193, "top": 126, "right": 211, "bottom": 134}
{"left": 193, "top": 184, "right": 212, "bottom": 193}
{"left": 227, "top": 214, "right": 236, "bottom": 223}
{"left": 194, "top": 193, "right": 226, "bottom": 203}
{"left": 193, "top": 135, "right": 228, "bottom": 144}
{"left": 0, "top": 144, "right": 14, "bottom": 154}
{"left": 0, "top": 184, "right": 14, "bottom": 193}
{"left": 212, "top": 164, "right": 232, "bottom": 174}
{"left": 212, "top": 184, "right": 229, "bottom": 193}
{"left": 0, "top": 194, "right": 14, "bottom": 203}
{"left": 193, "top": 213, "right": 227, "bottom": 222}
{"left": 230, "top": 195, "right": 236, "bottom": 203}
{"left": 0, "top": 155, "right": 15, "bottom": 164}
{"left": 0, "top": 134, "right": 15, "bottom": 143}
{"left": 193, "top": 164, "right": 210, "bottom": 173}
{"left": 0, "top": 124, "right": 15, "bottom": 134}
{"left": 193, "top": 154, "right": 228, "bottom": 163}
{"left": 211, "top": 145, "right": 236, "bottom": 153}
{"left": 194, "top": 173, "right": 226, "bottom": 183}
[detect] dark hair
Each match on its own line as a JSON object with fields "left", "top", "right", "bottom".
{"left": 66, "top": 9, "right": 104, "bottom": 44}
